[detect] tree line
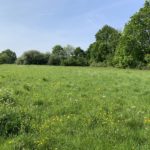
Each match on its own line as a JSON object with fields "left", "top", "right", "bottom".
{"left": 0, "top": 1, "right": 150, "bottom": 69}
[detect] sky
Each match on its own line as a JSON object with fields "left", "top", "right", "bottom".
{"left": 0, "top": 0, "right": 145, "bottom": 56}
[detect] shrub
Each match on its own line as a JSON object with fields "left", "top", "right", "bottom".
{"left": 0, "top": 49, "right": 16, "bottom": 64}
{"left": 16, "top": 50, "right": 49, "bottom": 65}
{"left": 0, "top": 107, "right": 32, "bottom": 137}
{"left": 48, "top": 55, "right": 61, "bottom": 65}
{"left": 0, "top": 109, "right": 32, "bottom": 137}
{"left": 62, "top": 57, "right": 88, "bottom": 66}
{"left": 61, "top": 57, "right": 77, "bottom": 66}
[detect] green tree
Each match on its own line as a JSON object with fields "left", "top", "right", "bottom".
{"left": 63, "top": 45, "right": 75, "bottom": 57}
{"left": 48, "top": 45, "right": 66, "bottom": 65}
{"left": 114, "top": 2, "right": 150, "bottom": 68}
{"left": 48, "top": 55, "right": 61, "bottom": 66}
{"left": 16, "top": 50, "right": 49, "bottom": 65}
{"left": 52, "top": 45, "right": 65, "bottom": 58}
{"left": 0, "top": 49, "right": 16, "bottom": 64}
{"left": 73, "top": 47, "right": 85, "bottom": 58}
{"left": 61, "top": 46, "right": 88, "bottom": 66}
{"left": 88, "top": 25, "right": 121, "bottom": 65}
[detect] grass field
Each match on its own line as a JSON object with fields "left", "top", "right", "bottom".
{"left": 0, "top": 65, "right": 150, "bottom": 150}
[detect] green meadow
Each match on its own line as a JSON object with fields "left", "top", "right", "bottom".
{"left": 0, "top": 65, "right": 150, "bottom": 150}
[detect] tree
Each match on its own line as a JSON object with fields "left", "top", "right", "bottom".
{"left": 0, "top": 49, "right": 16, "bottom": 64}
{"left": 48, "top": 45, "right": 66, "bottom": 65}
{"left": 145, "top": 0, "right": 150, "bottom": 4}
{"left": 62, "top": 56, "right": 88, "bottom": 66}
{"left": 16, "top": 50, "right": 49, "bottom": 65}
{"left": 114, "top": 2, "right": 150, "bottom": 68}
{"left": 63, "top": 45, "right": 75, "bottom": 57}
{"left": 52, "top": 45, "right": 65, "bottom": 58}
{"left": 73, "top": 47, "right": 86, "bottom": 58}
{"left": 48, "top": 55, "right": 61, "bottom": 65}
{"left": 60, "top": 46, "right": 88, "bottom": 66}
{"left": 88, "top": 25, "right": 121, "bottom": 65}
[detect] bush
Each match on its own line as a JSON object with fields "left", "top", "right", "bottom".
{"left": 61, "top": 57, "right": 77, "bottom": 66}
{"left": 62, "top": 57, "right": 88, "bottom": 66}
{"left": 48, "top": 55, "right": 61, "bottom": 65}
{"left": 0, "top": 49, "right": 16, "bottom": 64}
{"left": 0, "top": 109, "right": 32, "bottom": 137}
{"left": 16, "top": 50, "right": 49, "bottom": 65}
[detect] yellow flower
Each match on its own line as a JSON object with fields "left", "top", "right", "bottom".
{"left": 144, "top": 118, "right": 150, "bottom": 123}
{"left": 8, "top": 141, "right": 13, "bottom": 144}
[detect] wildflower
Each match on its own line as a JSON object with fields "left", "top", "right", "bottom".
{"left": 8, "top": 140, "right": 13, "bottom": 144}
{"left": 144, "top": 118, "right": 150, "bottom": 124}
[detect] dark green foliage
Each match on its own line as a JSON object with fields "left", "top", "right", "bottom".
{"left": 33, "top": 100, "right": 44, "bottom": 106}
{"left": 88, "top": 25, "right": 121, "bottom": 65}
{"left": 63, "top": 45, "right": 75, "bottom": 57}
{"left": 144, "top": 54, "right": 150, "bottom": 63}
{"left": 114, "top": 2, "right": 150, "bottom": 68}
{"left": 0, "top": 112, "right": 22, "bottom": 137}
{"left": 0, "top": 49, "right": 17, "bottom": 64}
{"left": 42, "top": 77, "right": 48, "bottom": 82}
{"left": 61, "top": 57, "right": 77, "bottom": 66}
{"left": 48, "top": 54, "right": 61, "bottom": 65}
{"left": 51, "top": 45, "right": 65, "bottom": 57}
{"left": 62, "top": 47, "right": 88, "bottom": 66}
{"left": 48, "top": 45, "right": 88, "bottom": 66}
{"left": 62, "top": 57, "right": 88, "bottom": 66}
{"left": 48, "top": 45, "right": 66, "bottom": 65}
{"left": 73, "top": 47, "right": 86, "bottom": 58}
{"left": 0, "top": 109, "right": 31, "bottom": 137}
{"left": 16, "top": 50, "right": 49, "bottom": 65}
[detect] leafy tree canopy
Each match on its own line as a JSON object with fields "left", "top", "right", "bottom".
{"left": 16, "top": 50, "right": 49, "bottom": 65}
{"left": 88, "top": 25, "right": 121, "bottom": 64}
{"left": 0, "top": 49, "right": 16, "bottom": 64}
{"left": 114, "top": 2, "right": 150, "bottom": 68}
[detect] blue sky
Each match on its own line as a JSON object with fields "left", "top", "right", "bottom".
{"left": 0, "top": 0, "right": 144, "bottom": 56}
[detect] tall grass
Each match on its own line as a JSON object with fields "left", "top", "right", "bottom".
{"left": 0, "top": 65, "right": 150, "bottom": 150}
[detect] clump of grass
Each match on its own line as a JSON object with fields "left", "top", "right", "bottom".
{"left": 0, "top": 88, "right": 16, "bottom": 105}
{"left": 33, "top": 100, "right": 44, "bottom": 106}
{"left": 0, "top": 112, "right": 21, "bottom": 137}
{"left": 126, "top": 118, "right": 144, "bottom": 130}
{"left": 0, "top": 107, "right": 32, "bottom": 137}
{"left": 42, "top": 77, "right": 48, "bottom": 82}
{"left": 0, "top": 75, "right": 5, "bottom": 78}
{"left": 14, "top": 89, "right": 24, "bottom": 96}
{"left": 13, "top": 135, "right": 37, "bottom": 150}
{"left": 23, "top": 84, "right": 31, "bottom": 91}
